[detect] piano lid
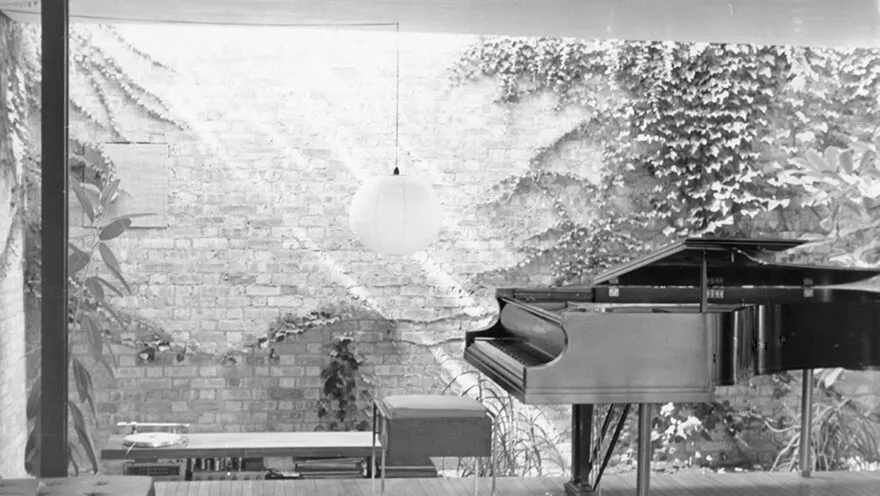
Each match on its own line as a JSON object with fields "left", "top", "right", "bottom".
{"left": 590, "top": 237, "right": 880, "bottom": 287}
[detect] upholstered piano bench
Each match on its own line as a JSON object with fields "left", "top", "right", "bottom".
{"left": 371, "top": 394, "right": 496, "bottom": 496}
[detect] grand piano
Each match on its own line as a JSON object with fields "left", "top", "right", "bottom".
{"left": 464, "top": 237, "right": 880, "bottom": 496}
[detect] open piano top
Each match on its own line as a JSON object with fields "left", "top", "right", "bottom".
{"left": 464, "top": 237, "right": 880, "bottom": 405}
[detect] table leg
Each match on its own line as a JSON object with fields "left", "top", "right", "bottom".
{"left": 381, "top": 416, "right": 388, "bottom": 496}
{"left": 371, "top": 402, "right": 377, "bottom": 495}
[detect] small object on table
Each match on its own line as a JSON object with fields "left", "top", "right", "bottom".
{"left": 265, "top": 468, "right": 303, "bottom": 480}
{"left": 123, "top": 432, "right": 188, "bottom": 449}
{"left": 117, "top": 421, "right": 190, "bottom": 435}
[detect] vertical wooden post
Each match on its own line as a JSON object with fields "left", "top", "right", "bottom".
{"left": 799, "top": 369, "right": 814, "bottom": 477}
{"left": 38, "top": 0, "right": 70, "bottom": 478}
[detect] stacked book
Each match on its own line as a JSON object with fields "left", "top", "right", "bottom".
{"left": 293, "top": 458, "right": 366, "bottom": 479}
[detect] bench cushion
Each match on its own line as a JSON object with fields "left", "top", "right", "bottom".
{"left": 380, "top": 394, "right": 487, "bottom": 419}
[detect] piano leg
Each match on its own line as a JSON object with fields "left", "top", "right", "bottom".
{"left": 799, "top": 369, "right": 814, "bottom": 477}
{"left": 564, "top": 404, "right": 597, "bottom": 496}
{"left": 636, "top": 403, "right": 652, "bottom": 496}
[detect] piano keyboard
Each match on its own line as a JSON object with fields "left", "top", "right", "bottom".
{"left": 478, "top": 339, "right": 552, "bottom": 367}
{"left": 465, "top": 338, "right": 556, "bottom": 385}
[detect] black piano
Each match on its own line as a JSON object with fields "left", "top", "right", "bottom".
{"left": 464, "top": 237, "right": 880, "bottom": 496}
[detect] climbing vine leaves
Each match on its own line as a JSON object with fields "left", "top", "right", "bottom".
{"left": 0, "top": 16, "right": 29, "bottom": 281}
{"left": 609, "top": 42, "right": 787, "bottom": 234}
{"left": 451, "top": 37, "right": 880, "bottom": 284}
{"left": 316, "top": 335, "right": 373, "bottom": 432}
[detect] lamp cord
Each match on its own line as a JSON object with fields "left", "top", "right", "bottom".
{"left": 393, "top": 21, "right": 400, "bottom": 176}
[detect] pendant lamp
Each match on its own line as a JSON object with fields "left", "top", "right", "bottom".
{"left": 348, "top": 23, "right": 443, "bottom": 255}
{"left": 349, "top": 166, "right": 442, "bottom": 255}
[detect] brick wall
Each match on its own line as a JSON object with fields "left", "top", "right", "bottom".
{"left": 78, "top": 307, "right": 451, "bottom": 451}
{"left": 57, "top": 25, "right": 593, "bottom": 457}
{"left": 42, "top": 23, "right": 880, "bottom": 471}
{"left": 0, "top": 13, "right": 28, "bottom": 478}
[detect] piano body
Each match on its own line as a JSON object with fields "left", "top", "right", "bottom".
{"left": 464, "top": 237, "right": 880, "bottom": 495}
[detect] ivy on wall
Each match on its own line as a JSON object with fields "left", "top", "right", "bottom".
{"left": 0, "top": 14, "right": 30, "bottom": 281}
{"left": 316, "top": 334, "right": 373, "bottom": 432}
{"left": 608, "top": 42, "right": 788, "bottom": 234}
{"left": 450, "top": 38, "right": 880, "bottom": 285}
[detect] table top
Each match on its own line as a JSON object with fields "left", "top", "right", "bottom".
{"left": 101, "top": 431, "right": 379, "bottom": 461}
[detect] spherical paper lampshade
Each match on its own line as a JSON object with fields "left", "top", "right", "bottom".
{"left": 349, "top": 169, "right": 442, "bottom": 255}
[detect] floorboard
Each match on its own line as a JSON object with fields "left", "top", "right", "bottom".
{"left": 154, "top": 470, "right": 880, "bottom": 496}
{"left": 0, "top": 476, "right": 155, "bottom": 496}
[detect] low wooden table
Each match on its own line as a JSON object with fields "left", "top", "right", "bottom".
{"left": 0, "top": 476, "right": 154, "bottom": 496}
{"left": 102, "top": 431, "right": 379, "bottom": 461}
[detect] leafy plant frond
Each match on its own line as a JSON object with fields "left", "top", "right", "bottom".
{"left": 25, "top": 184, "right": 142, "bottom": 472}
{"left": 444, "top": 373, "right": 570, "bottom": 477}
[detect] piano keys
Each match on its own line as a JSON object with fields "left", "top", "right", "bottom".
{"left": 463, "top": 237, "right": 880, "bottom": 495}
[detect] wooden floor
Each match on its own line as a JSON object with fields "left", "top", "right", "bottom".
{"left": 155, "top": 470, "right": 880, "bottom": 495}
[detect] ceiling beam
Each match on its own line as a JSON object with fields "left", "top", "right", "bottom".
{"left": 2, "top": 0, "right": 880, "bottom": 48}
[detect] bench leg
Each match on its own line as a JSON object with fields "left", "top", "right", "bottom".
{"left": 491, "top": 412, "right": 497, "bottom": 496}
{"left": 473, "top": 457, "right": 492, "bottom": 496}
{"left": 490, "top": 448, "right": 496, "bottom": 496}
{"left": 473, "top": 459, "right": 479, "bottom": 496}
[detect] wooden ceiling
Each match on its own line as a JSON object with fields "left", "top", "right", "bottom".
{"left": 2, "top": 0, "right": 880, "bottom": 48}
